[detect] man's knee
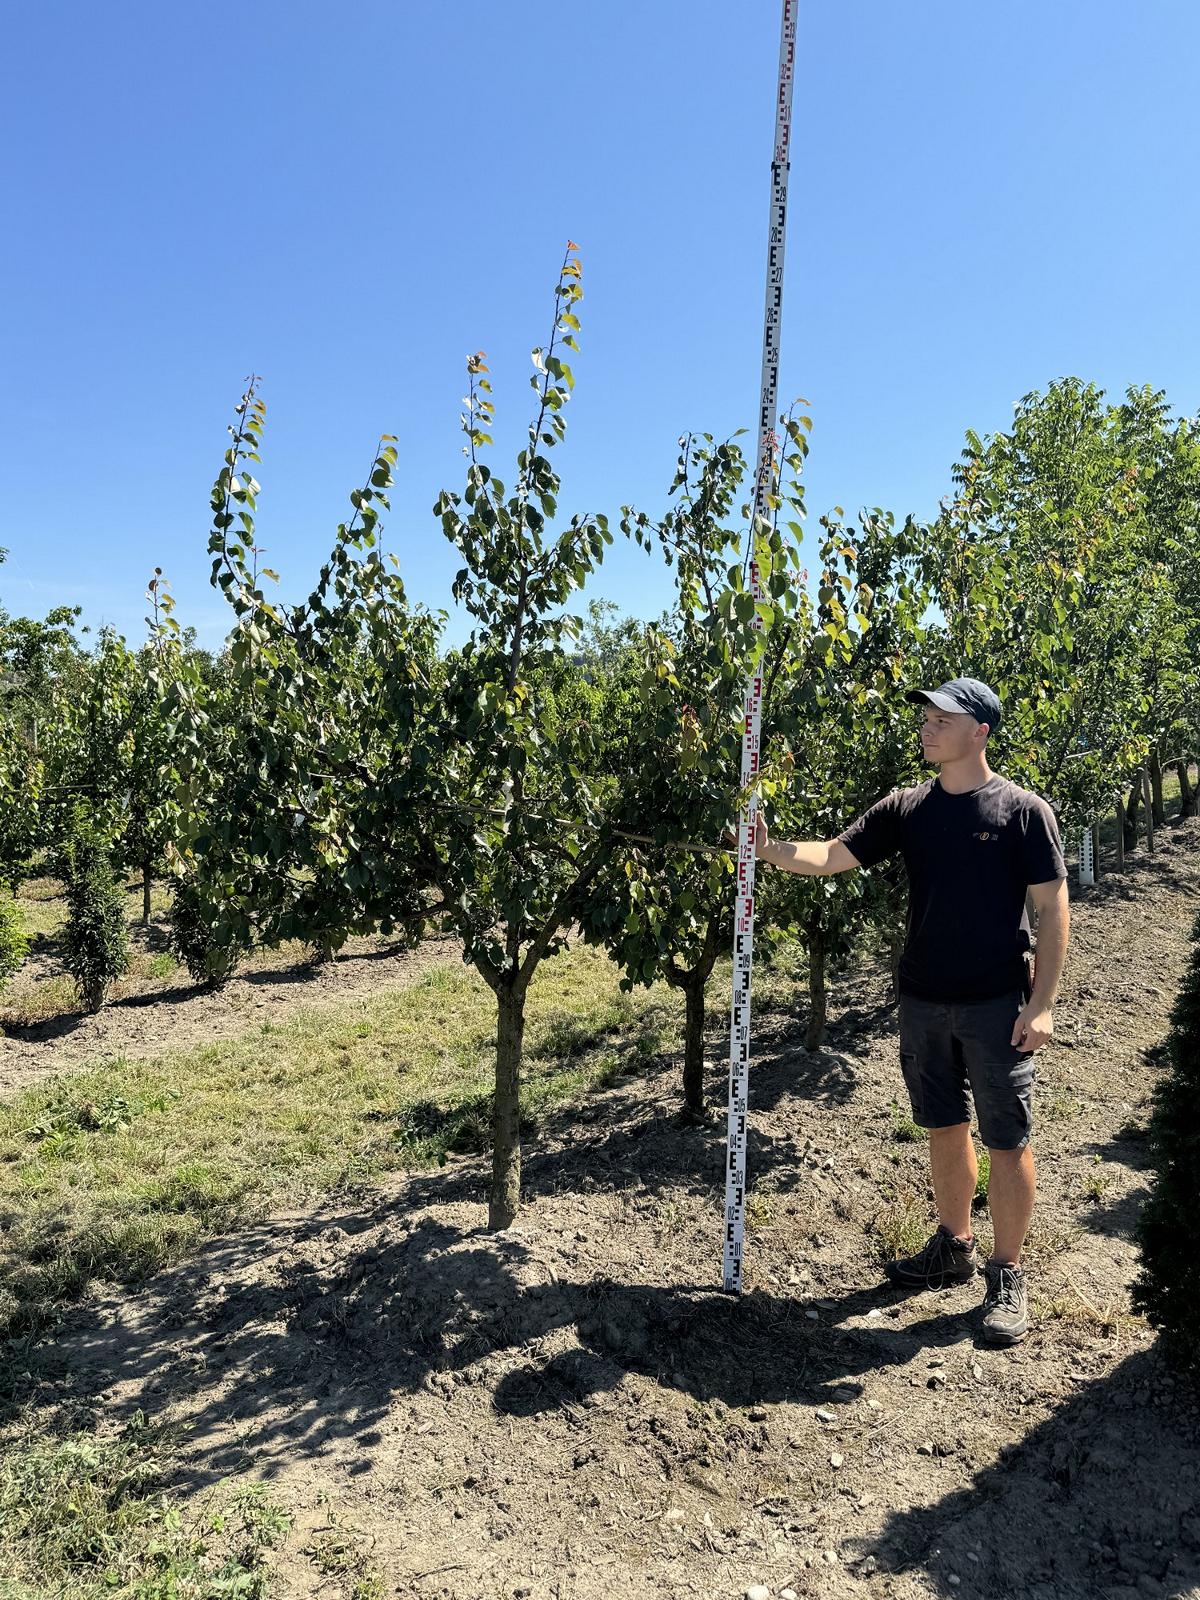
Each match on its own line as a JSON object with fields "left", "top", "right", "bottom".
{"left": 928, "top": 1121, "right": 972, "bottom": 1143}
{"left": 987, "top": 1143, "right": 1035, "bottom": 1164}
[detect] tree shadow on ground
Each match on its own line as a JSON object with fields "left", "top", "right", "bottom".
{"left": 1, "top": 1010, "right": 88, "bottom": 1044}
{"left": 113, "top": 982, "right": 204, "bottom": 1010}
{"left": 4, "top": 974, "right": 209, "bottom": 1038}
{"left": 48, "top": 1186, "right": 1200, "bottom": 1600}
{"left": 824, "top": 993, "right": 899, "bottom": 1040}
{"left": 857, "top": 1345, "right": 1200, "bottom": 1598}
{"left": 707, "top": 1013, "right": 864, "bottom": 1120}
{"left": 45, "top": 1201, "right": 992, "bottom": 1496}
{"left": 21, "top": 1032, "right": 1198, "bottom": 1600}
{"left": 0, "top": 960, "right": 873, "bottom": 1405}
{"left": 1073, "top": 1084, "right": 1160, "bottom": 1242}
{"left": 238, "top": 939, "right": 429, "bottom": 987}
{"left": 1076, "top": 1183, "right": 1152, "bottom": 1245}
{"left": 343, "top": 1001, "right": 864, "bottom": 1225}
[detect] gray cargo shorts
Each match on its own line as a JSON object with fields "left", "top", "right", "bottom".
{"left": 897, "top": 989, "right": 1035, "bottom": 1151}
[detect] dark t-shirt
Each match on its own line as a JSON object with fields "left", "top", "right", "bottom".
{"left": 837, "top": 773, "right": 1066, "bottom": 1003}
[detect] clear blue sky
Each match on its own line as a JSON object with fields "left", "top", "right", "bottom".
{"left": 3, "top": 1, "right": 1198, "bottom": 649}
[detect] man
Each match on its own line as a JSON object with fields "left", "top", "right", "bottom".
{"left": 755, "top": 677, "right": 1069, "bottom": 1345}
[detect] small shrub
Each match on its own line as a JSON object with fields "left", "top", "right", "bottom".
{"left": 1133, "top": 906, "right": 1200, "bottom": 1370}
{"left": 871, "top": 1183, "right": 935, "bottom": 1262}
{"left": 0, "top": 889, "right": 27, "bottom": 992}
{"left": 60, "top": 818, "right": 129, "bottom": 1013}
{"left": 1043, "top": 1086, "right": 1081, "bottom": 1122}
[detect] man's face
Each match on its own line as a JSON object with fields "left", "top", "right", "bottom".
{"left": 919, "top": 705, "right": 985, "bottom": 762}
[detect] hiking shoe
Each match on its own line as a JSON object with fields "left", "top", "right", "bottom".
{"left": 980, "top": 1260, "right": 1029, "bottom": 1345}
{"left": 884, "top": 1225, "right": 979, "bottom": 1290}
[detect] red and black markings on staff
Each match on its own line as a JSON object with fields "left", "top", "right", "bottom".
{"left": 723, "top": 0, "right": 798, "bottom": 1296}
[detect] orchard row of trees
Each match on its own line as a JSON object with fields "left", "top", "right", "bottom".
{"left": 3, "top": 250, "right": 1199, "bottom": 1229}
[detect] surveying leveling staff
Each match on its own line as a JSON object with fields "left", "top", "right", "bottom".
{"left": 756, "top": 677, "right": 1070, "bottom": 1345}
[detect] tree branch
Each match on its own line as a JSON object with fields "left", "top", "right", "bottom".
{"left": 518, "top": 834, "right": 616, "bottom": 991}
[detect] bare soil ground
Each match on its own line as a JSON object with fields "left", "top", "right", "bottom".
{"left": 17, "top": 819, "right": 1200, "bottom": 1599}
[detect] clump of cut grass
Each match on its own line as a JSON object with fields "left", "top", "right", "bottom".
{"left": 1020, "top": 1213, "right": 1079, "bottom": 1270}
{"left": 1040, "top": 1275, "right": 1127, "bottom": 1341}
{"left": 871, "top": 1183, "right": 935, "bottom": 1263}
{"left": 300, "top": 1515, "right": 387, "bottom": 1600}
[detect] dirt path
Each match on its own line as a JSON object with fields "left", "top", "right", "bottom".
{"left": 31, "top": 819, "right": 1200, "bottom": 1598}
{"left": 0, "top": 928, "right": 462, "bottom": 1100}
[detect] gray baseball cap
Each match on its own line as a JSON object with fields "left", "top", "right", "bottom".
{"left": 905, "top": 676, "right": 1002, "bottom": 733}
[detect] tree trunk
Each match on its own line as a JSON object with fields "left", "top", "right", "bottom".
{"left": 669, "top": 925, "right": 721, "bottom": 1120}
{"left": 805, "top": 923, "right": 827, "bottom": 1050}
{"left": 1179, "top": 760, "right": 1197, "bottom": 820}
{"left": 886, "top": 925, "right": 904, "bottom": 1003}
{"left": 1091, "top": 822, "right": 1102, "bottom": 881}
{"left": 1123, "top": 779, "right": 1140, "bottom": 851}
{"left": 681, "top": 975, "right": 707, "bottom": 1119}
{"left": 1143, "top": 767, "right": 1155, "bottom": 854}
{"left": 142, "top": 863, "right": 152, "bottom": 926}
{"left": 489, "top": 981, "right": 527, "bottom": 1231}
{"left": 1114, "top": 800, "right": 1125, "bottom": 869}
{"left": 1150, "top": 751, "right": 1166, "bottom": 828}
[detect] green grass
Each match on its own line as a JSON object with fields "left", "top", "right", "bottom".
{"left": 142, "top": 951, "right": 180, "bottom": 982}
{"left": 749, "top": 933, "right": 810, "bottom": 1009}
{"left": 1042, "top": 1086, "right": 1082, "bottom": 1123}
{"left": 974, "top": 1144, "right": 991, "bottom": 1207}
{"left": 889, "top": 1100, "right": 925, "bottom": 1143}
{"left": 0, "top": 944, "right": 683, "bottom": 1344}
{"left": 870, "top": 1182, "right": 935, "bottom": 1263}
{"left": 8, "top": 879, "right": 66, "bottom": 947}
{"left": 0, "top": 1411, "right": 292, "bottom": 1599}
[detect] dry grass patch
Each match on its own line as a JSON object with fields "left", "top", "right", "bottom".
{"left": 869, "top": 1182, "right": 936, "bottom": 1263}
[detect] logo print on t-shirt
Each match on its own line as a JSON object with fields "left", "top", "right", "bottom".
{"left": 974, "top": 830, "right": 996, "bottom": 841}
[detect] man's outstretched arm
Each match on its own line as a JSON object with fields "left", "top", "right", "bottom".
{"left": 754, "top": 814, "right": 862, "bottom": 877}
{"left": 1012, "top": 877, "right": 1069, "bottom": 1052}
